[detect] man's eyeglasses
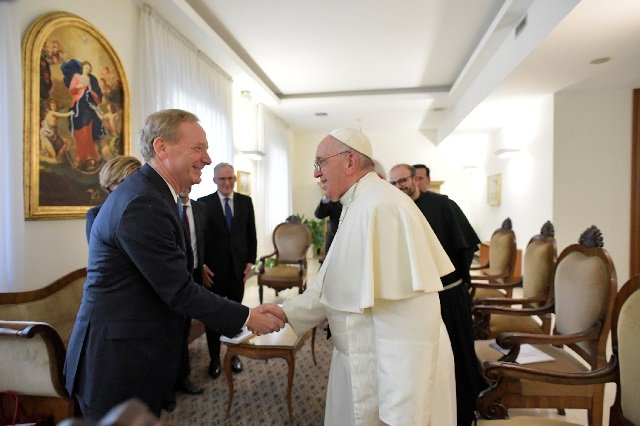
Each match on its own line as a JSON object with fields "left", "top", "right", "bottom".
{"left": 178, "top": 144, "right": 208, "bottom": 154}
{"left": 389, "top": 176, "right": 412, "bottom": 186}
{"left": 313, "top": 151, "right": 350, "bottom": 172}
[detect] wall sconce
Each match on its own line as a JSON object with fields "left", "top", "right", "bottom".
{"left": 494, "top": 148, "right": 520, "bottom": 159}
{"left": 240, "top": 150, "right": 265, "bottom": 161}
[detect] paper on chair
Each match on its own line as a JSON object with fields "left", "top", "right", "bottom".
{"left": 490, "top": 341, "right": 555, "bottom": 364}
{"left": 220, "top": 326, "right": 254, "bottom": 344}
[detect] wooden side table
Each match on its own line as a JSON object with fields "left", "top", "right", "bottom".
{"left": 222, "top": 325, "right": 317, "bottom": 420}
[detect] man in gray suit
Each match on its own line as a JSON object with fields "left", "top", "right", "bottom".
{"left": 198, "top": 163, "right": 257, "bottom": 379}
{"left": 64, "top": 109, "right": 285, "bottom": 420}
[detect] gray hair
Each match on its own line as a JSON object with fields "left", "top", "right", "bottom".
{"left": 138, "top": 109, "right": 199, "bottom": 161}
{"left": 333, "top": 140, "right": 375, "bottom": 170}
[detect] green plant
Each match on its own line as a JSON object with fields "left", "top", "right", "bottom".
{"left": 299, "top": 215, "right": 326, "bottom": 257}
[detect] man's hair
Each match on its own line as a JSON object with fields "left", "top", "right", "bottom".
{"left": 99, "top": 155, "right": 141, "bottom": 192}
{"left": 139, "top": 109, "right": 199, "bottom": 161}
{"left": 214, "top": 162, "right": 234, "bottom": 176}
{"left": 413, "top": 164, "right": 430, "bottom": 178}
{"left": 392, "top": 163, "right": 416, "bottom": 177}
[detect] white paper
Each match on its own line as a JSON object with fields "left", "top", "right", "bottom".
{"left": 490, "top": 341, "right": 555, "bottom": 364}
{"left": 220, "top": 326, "right": 254, "bottom": 344}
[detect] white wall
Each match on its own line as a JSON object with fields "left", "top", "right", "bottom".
{"left": 554, "top": 89, "right": 632, "bottom": 283}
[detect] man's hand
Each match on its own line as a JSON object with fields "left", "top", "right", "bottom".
{"left": 202, "top": 264, "right": 214, "bottom": 288}
{"left": 247, "top": 303, "right": 287, "bottom": 335}
{"left": 242, "top": 263, "right": 254, "bottom": 282}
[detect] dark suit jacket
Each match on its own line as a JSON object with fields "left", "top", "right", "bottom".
{"left": 198, "top": 191, "right": 257, "bottom": 293}
{"left": 85, "top": 204, "right": 101, "bottom": 242}
{"left": 64, "top": 164, "right": 248, "bottom": 419}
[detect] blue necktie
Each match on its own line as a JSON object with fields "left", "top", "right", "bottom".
{"left": 224, "top": 197, "right": 233, "bottom": 231}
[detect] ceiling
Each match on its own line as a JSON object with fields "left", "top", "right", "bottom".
{"left": 150, "top": 0, "right": 640, "bottom": 143}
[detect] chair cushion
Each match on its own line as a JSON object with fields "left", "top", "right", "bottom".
{"left": 473, "top": 288, "right": 507, "bottom": 301}
{"left": 489, "top": 232, "right": 515, "bottom": 276}
{"left": 259, "top": 266, "right": 303, "bottom": 286}
{"left": 489, "top": 315, "right": 544, "bottom": 338}
{"left": 522, "top": 240, "right": 553, "bottom": 300}
{"left": 554, "top": 252, "right": 609, "bottom": 358}
{"left": 619, "top": 289, "right": 640, "bottom": 424}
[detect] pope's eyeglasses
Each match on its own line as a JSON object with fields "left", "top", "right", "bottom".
{"left": 313, "top": 151, "right": 349, "bottom": 172}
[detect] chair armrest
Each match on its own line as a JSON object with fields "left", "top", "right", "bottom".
{"left": 474, "top": 295, "right": 547, "bottom": 306}
{"left": 477, "top": 354, "right": 618, "bottom": 419}
{"left": 470, "top": 262, "right": 489, "bottom": 271}
{"left": 258, "top": 252, "right": 277, "bottom": 273}
{"left": 0, "top": 321, "right": 68, "bottom": 398}
{"left": 496, "top": 323, "right": 601, "bottom": 350}
{"left": 472, "top": 302, "right": 553, "bottom": 317}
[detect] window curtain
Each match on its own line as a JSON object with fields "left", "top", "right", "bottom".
{"left": 138, "top": 5, "right": 233, "bottom": 199}
{"left": 0, "top": 0, "right": 24, "bottom": 291}
{"left": 257, "top": 104, "right": 292, "bottom": 247}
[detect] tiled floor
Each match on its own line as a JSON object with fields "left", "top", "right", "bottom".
{"left": 244, "top": 257, "right": 615, "bottom": 425}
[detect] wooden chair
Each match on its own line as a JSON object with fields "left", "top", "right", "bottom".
{"left": 0, "top": 321, "right": 75, "bottom": 423}
{"left": 475, "top": 274, "right": 640, "bottom": 426}
{"left": 472, "top": 221, "right": 557, "bottom": 339}
{"left": 475, "top": 226, "right": 617, "bottom": 426}
{"left": 257, "top": 222, "right": 311, "bottom": 304}
{"left": 470, "top": 218, "right": 518, "bottom": 301}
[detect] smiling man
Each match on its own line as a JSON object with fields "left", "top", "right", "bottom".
{"left": 282, "top": 128, "right": 457, "bottom": 425}
{"left": 198, "top": 162, "right": 257, "bottom": 379}
{"left": 64, "top": 109, "right": 285, "bottom": 420}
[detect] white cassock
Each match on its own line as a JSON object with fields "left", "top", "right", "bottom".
{"left": 283, "top": 172, "right": 457, "bottom": 426}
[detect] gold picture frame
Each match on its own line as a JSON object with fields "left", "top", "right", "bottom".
{"left": 487, "top": 173, "right": 502, "bottom": 206}
{"left": 23, "top": 12, "right": 130, "bottom": 220}
{"left": 236, "top": 171, "right": 251, "bottom": 196}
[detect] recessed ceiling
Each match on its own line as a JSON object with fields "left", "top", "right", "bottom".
{"left": 150, "top": 0, "right": 640, "bottom": 141}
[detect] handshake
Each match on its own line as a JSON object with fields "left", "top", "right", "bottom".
{"left": 246, "top": 303, "right": 288, "bottom": 335}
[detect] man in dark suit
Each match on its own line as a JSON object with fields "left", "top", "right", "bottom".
{"left": 64, "top": 109, "right": 285, "bottom": 420}
{"left": 198, "top": 162, "right": 257, "bottom": 379}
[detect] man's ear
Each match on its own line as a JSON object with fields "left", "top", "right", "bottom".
{"left": 153, "top": 137, "right": 167, "bottom": 160}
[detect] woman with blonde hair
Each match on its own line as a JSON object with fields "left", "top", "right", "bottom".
{"left": 85, "top": 155, "right": 141, "bottom": 241}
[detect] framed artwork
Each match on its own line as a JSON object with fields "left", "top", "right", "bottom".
{"left": 23, "top": 12, "right": 130, "bottom": 220}
{"left": 236, "top": 171, "right": 251, "bottom": 196}
{"left": 487, "top": 173, "right": 502, "bottom": 206}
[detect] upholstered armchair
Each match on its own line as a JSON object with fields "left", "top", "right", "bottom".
{"left": 472, "top": 221, "right": 557, "bottom": 339}
{"left": 257, "top": 222, "right": 311, "bottom": 304}
{"left": 470, "top": 218, "right": 518, "bottom": 300}
{"left": 475, "top": 226, "right": 617, "bottom": 426}
{"left": 475, "top": 274, "right": 640, "bottom": 426}
{"left": 0, "top": 268, "right": 86, "bottom": 422}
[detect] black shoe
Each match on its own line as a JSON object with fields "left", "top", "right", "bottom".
{"left": 231, "top": 355, "right": 243, "bottom": 374}
{"left": 162, "top": 394, "right": 177, "bottom": 412}
{"left": 178, "top": 377, "right": 203, "bottom": 395}
{"left": 208, "top": 359, "right": 221, "bottom": 379}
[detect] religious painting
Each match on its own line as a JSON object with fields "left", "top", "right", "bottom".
{"left": 23, "top": 12, "right": 130, "bottom": 220}
{"left": 236, "top": 171, "right": 251, "bottom": 196}
{"left": 487, "top": 173, "right": 502, "bottom": 206}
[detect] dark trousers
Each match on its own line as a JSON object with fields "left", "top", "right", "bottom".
{"left": 205, "top": 271, "right": 245, "bottom": 362}
{"left": 439, "top": 282, "right": 485, "bottom": 426}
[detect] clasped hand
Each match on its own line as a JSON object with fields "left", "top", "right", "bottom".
{"left": 246, "top": 303, "right": 288, "bottom": 335}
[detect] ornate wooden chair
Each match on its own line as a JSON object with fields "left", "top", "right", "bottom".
{"left": 475, "top": 226, "right": 617, "bottom": 426}
{"left": 257, "top": 222, "right": 311, "bottom": 304}
{"left": 472, "top": 221, "right": 557, "bottom": 339}
{"left": 470, "top": 218, "right": 518, "bottom": 301}
{"left": 475, "top": 274, "right": 640, "bottom": 426}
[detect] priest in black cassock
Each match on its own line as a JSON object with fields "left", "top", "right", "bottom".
{"left": 389, "top": 163, "right": 483, "bottom": 426}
